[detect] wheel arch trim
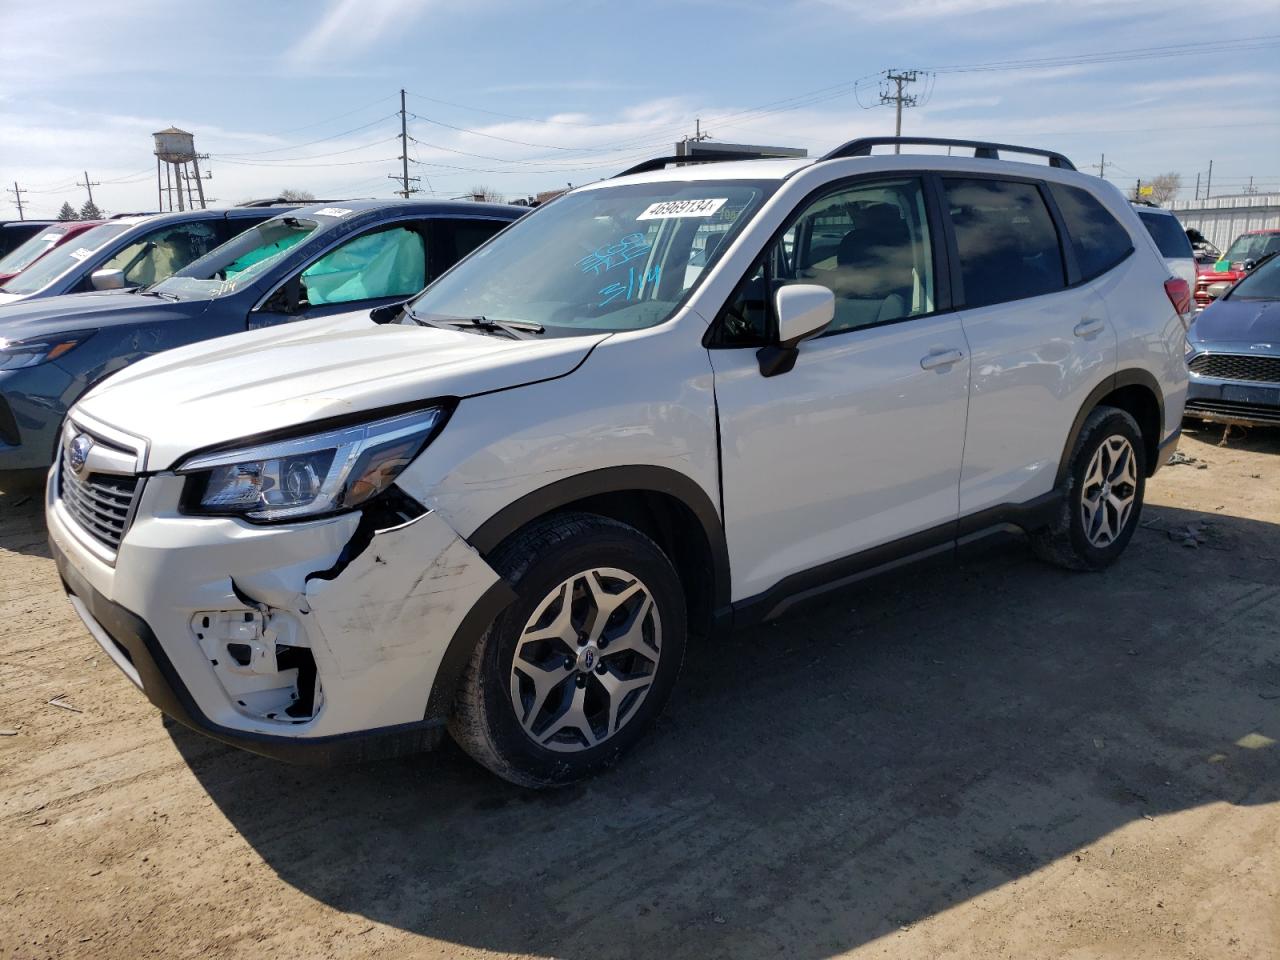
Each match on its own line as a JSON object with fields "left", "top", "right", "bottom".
{"left": 1055, "top": 368, "right": 1165, "bottom": 485}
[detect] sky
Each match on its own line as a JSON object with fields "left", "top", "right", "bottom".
{"left": 1, "top": 0, "right": 1278, "bottom": 219}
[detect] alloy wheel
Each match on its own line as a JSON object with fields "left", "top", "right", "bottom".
{"left": 1080, "top": 434, "right": 1139, "bottom": 548}
{"left": 508, "top": 567, "right": 661, "bottom": 752}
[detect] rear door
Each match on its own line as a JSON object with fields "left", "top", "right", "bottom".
{"left": 709, "top": 175, "right": 970, "bottom": 601}
{"left": 948, "top": 176, "right": 1122, "bottom": 517}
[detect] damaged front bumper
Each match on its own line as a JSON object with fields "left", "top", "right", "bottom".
{"left": 47, "top": 468, "right": 513, "bottom": 763}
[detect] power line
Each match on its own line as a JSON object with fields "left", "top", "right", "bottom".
{"left": 924, "top": 34, "right": 1280, "bottom": 74}
{"left": 211, "top": 114, "right": 398, "bottom": 158}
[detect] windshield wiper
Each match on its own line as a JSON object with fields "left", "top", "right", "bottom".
{"left": 435, "top": 314, "right": 545, "bottom": 340}
{"left": 138, "top": 287, "right": 180, "bottom": 301}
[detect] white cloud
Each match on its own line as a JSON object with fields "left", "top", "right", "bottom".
{"left": 286, "top": 0, "right": 439, "bottom": 65}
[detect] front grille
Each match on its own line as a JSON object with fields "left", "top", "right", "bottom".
{"left": 58, "top": 452, "right": 141, "bottom": 551}
{"left": 1185, "top": 398, "right": 1280, "bottom": 426}
{"left": 1189, "top": 353, "right": 1280, "bottom": 384}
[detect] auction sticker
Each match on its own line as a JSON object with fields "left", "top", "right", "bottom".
{"left": 68, "top": 247, "right": 93, "bottom": 261}
{"left": 638, "top": 198, "right": 728, "bottom": 220}
{"left": 313, "top": 207, "right": 354, "bottom": 218}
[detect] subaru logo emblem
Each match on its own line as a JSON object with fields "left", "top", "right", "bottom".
{"left": 68, "top": 434, "right": 93, "bottom": 473}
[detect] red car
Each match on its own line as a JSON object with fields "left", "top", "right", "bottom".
{"left": 1194, "top": 228, "right": 1280, "bottom": 309}
{"left": 0, "top": 220, "right": 104, "bottom": 288}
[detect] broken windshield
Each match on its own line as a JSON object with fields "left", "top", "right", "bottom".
{"left": 150, "top": 217, "right": 319, "bottom": 299}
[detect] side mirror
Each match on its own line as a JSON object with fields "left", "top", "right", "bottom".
{"left": 1243, "top": 258, "right": 1257, "bottom": 272}
{"left": 1205, "top": 281, "right": 1231, "bottom": 301}
{"left": 90, "top": 268, "right": 125, "bottom": 291}
{"left": 757, "top": 284, "right": 834, "bottom": 377}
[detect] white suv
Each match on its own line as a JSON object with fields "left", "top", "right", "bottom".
{"left": 47, "top": 137, "right": 1189, "bottom": 786}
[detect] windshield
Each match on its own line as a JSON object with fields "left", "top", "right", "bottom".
{"left": 407, "top": 181, "right": 776, "bottom": 334}
{"left": 152, "top": 217, "right": 319, "bottom": 299}
{"left": 0, "top": 225, "right": 74, "bottom": 274}
{"left": 0, "top": 222, "right": 133, "bottom": 295}
{"left": 1226, "top": 254, "right": 1280, "bottom": 301}
{"left": 1223, "top": 233, "right": 1280, "bottom": 264}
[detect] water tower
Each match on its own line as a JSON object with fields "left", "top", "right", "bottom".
{"left": 153, "top": 127, "right": 208, "bottom": 211}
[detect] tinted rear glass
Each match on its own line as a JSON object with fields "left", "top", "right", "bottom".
{"left": 943, "top": 178, "right": 1066, "bottom": 308}
{"left": 1136, "top": 209, "right": 1192, "bottom": 260}
{"left": 1048, "top": 184, "right": 1135, "bottom": 281}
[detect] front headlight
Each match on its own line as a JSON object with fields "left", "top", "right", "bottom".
{"left": 178, "top": 406, "right": 449, "bottom": 521}
{"left": 0, "top": 331, "right": 94, "bottom": 370}
{"left": 1184, "top": 335, "right": 1198, "bottom": 363}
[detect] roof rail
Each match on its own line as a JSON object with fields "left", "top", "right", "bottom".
{"left": 613, "top": 150, "right": 781, "bottom": 179}
{"left": 821, "top": 137, "right": 1076, "bottom": 170}
{"left": 235, "top": 197, "right": 355, "bottom": 208}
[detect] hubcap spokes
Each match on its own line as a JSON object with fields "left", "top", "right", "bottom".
{"left": 1080, "top": 435, "right": 1138, "bottom": 548}
{"left": 509, "top": 567, "right": 661, "bottom": 752}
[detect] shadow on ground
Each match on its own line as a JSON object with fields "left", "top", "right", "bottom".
{"left": 0, "top": 473, "right": 50, "bottom": 559}
{"left": 172, "top": 502, "right": 1280, "bottom": 959}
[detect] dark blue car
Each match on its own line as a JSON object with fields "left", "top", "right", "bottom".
{"left": 1185, "top": 252, "right": 1280, "bottom": 427}
{"left": 0, "top": 199, "right": 525, "bottom": 471}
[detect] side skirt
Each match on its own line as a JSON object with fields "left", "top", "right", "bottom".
{"left": 723, "top": 489, "right": 1063, "bottom": 629}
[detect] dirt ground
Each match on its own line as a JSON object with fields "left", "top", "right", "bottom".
{"left": 1, "top": 422, "right": 1278, "bottom": 960}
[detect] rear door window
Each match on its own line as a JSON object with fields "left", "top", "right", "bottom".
{"left": 943, "top": 178, "right": 1066, "bottom": 308}
{"left": 1048, "top": 183, "right": 1136, "bottom": 279}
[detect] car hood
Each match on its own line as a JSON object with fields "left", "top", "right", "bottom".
{"left": 0, "top": 290, "right": 200, "bottom": 339}
{"left": 76, "top": 311, "right": 609, "bottom": 471}
{"left": 1192, "top": 297, "right": 1280, "bottom": 346}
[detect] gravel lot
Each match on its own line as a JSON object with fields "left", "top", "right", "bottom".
{"left": 2, "top": 423, "right": 1278, "bottom": 960}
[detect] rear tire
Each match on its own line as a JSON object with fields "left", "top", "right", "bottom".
{"left": 449, "top": 512, "right": 686, "bottom": 787}
{"left": 1031, "top": 405, "right": 1147, "bottom": 571}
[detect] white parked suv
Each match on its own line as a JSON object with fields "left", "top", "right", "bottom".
{"left": 47, "top": 137, "right": 1190, "bottom": 786}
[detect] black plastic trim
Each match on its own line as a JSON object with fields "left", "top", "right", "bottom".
{"left": 822, "top": 137, "right": 1075, "bottom": 170}
{"left": 1054, "top": 369, "right": 1166, "bottom": 485}
{"left": 467, "top": 465, "right": 731, "bottom": 613}
{"left": 51, "top": 537, "right": 442, "bottom": 764}
{"left": 728, "top": 490, "right": 1066, "bottom": 628}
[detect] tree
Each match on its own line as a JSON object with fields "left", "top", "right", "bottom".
{"left": 468, "top": 184, "right": 503, "bottom": 203}
{"left": 57, "top": 202, "right": 79, "bottom": 221}
{"left": 278, "top": 188, "right": 316, "bottom": 201}
{"left": 1146, "top": 172, "right": 1182, "bottom": 206}
{"left": 79, "top": 199, "right": 103, "bottom": 220}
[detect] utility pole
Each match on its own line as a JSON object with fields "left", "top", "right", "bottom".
{"left": 1134, "top": 178, "right": 1142, "bottom": 201}
{"left": 1094, "top": 154, "right": 1107, "bottom": 179}
{"left": 1194, "top": 172, "right": 1200, "bottom": 201}
{"left": 1205, "top": 160, "right": 1213, "bottom": 200}
{"left": 77, "top": 170, "right": 100, "bottom": 207}
{"left": 881, "top": 69, "right": 921, "bottom": 152}
{"left": 6, "top": 182, "right": 27, "bottom": 220}
{"left": 389, "top": 89, "right": 420, "bottom": 198}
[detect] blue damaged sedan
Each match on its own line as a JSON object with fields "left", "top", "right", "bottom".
{"left": 0, "top": 199, "right": 524, "bottom": 472}
{"left": 1184, "top": 252, "right": 1280, "bottom": 427}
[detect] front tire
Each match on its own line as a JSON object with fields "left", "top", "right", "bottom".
{"left": 449, "top": 512, "right": 686, "bottom": 787}
{"left": 1031, "top": 405, "right": 1147, "bottom": 571}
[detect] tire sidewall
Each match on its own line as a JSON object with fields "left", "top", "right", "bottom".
{"left": 1066, "top": 410, "right": 1147, "bottom": 568}
{"left": 475, "top": 522, "right": 686, "bottom": 785}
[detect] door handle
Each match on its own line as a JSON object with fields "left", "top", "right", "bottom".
{"left": 920, "top": 348, "right": 964, "bottom": 370}
{"left": 1074, "top": 318, "right": 1105, "bottom": 337}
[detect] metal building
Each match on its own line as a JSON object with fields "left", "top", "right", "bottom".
{"left": 1170, "top": 194, "right": 1280, "bottom": 251}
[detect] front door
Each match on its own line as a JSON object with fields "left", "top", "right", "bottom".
{"left": 708, "top": 176, "right": 970, "bottom": 602}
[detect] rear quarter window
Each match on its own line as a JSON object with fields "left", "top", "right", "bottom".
{"left": 1135, "top": 209, "right": 1193, "bottom": 260}
{"left": 1050, "top": 183, "right": 1135, "bottom": 281}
